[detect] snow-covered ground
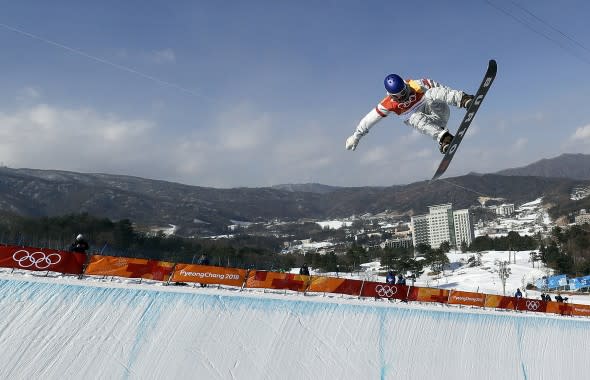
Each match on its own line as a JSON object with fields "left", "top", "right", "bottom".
{"left": 2, "top": 245, "right": 590, "bottom": 379}
{"left": 150, "top": 224, "right": 177, "bottom": 236}
{"left": 316, "top": 220, "right": 353, "bottom": 230}
{"left": 327, "top": 250, "right": 590, "bottom": 305}
{"left": 0, "top": 270, "right": 589, "bottom": 379}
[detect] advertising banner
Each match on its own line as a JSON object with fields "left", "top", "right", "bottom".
{"left": 515, "top": 298, "right": 547, "bottom": 313}
{"left": 484, "top": 295, "right": 518, "bottom": 310}
{"left": 361, "top": 282, "right": 408, "bottom": 300}
{"left": 307, "top": 276, "right": 363, "bottom": 296}
{"left": 0, "top": 244, "right": 86, "bottom": 275}
{"left": 171, "top": 264, "right": 246, "bottom": 287}
{"left": 245, "top": 271, "right": 309, "bottom": 292}
{"left": 569, "top": 303, "right": 590, "bottom": 317}
{"left": 409, "top": 287, "right": 450, "bottom": 304}
{"left": 448, "top": 290, "right": 486, "bottom": 307}
{"left": 85, "top": 255, "right": 173, "bottom": 281}
{"left": 545, "top": 301, "right": 573, "bottom": 316}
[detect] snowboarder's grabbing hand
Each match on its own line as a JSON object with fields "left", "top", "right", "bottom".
{"left": 345, "top": 73, "right": 474, "bottom": 154}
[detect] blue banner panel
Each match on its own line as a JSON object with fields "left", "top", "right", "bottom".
{"left": 536, "top": 274, "right": 568, "bottom": 290}
{"left": 568, "top": 275, "right": 590, "bottom": 290}
{"left": 547, "top": 275, "right": 568, "bottom": 289}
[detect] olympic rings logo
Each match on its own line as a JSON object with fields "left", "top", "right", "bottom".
{"left": 12, "top": 249, "right": 62, "bottom": 270}
{"left": 375, "top": 284, "right": 398, "bottom": 298}
{"left": 525, "top": 300, "right": 540, "bottom": 311}
{"left": 396, "top": 94, "right": 417, "bottom": 109}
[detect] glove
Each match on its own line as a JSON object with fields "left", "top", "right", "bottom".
{"left": 345, "top": 132, "right": 362, "bottom": 151}
{"left": 460, "top": 93, "right": 474, "bottom": 109}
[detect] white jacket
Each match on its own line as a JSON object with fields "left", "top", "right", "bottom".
{"left": 354, "top": 78, "right": 465, "bottom": 141}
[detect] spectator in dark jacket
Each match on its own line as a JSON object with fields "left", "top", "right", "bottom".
{"left": 197, "top": 253, "right": 210, "bottom": 265}
{"left": 299, "top": 263, "right": 310, "bottom": 276}
{"left": 69, "top": 234, "right": 89, "bottom": 253}
{"left": 396, "top": 274, "right": 406, "bottom": 285}
{"left": 515, "top": 288, "right": 523, "bottom": 298}
{"left": 386, "top": 271, "right": 396, "bottom": 284}
{"left": 197, "top": 253, "right": 210, "bottom": 287}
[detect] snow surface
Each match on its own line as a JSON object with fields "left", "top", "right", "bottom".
{"left": 317, "top": 250, "right": 590, "bottom": 305}
{"left": 417, "top": 250, "right": 569, "bottom": 301}
{"left": 316, "top": 220, "right": 353, "bottom": 230}
{"left": 1, "top": 264, "right": 590, "bottom": 379}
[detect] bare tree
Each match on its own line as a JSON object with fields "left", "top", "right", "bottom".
{"left": 496, "top": 259, "right": 511, "bottom": 296}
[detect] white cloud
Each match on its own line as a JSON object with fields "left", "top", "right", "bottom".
{"left": 512, "top": 137, "right": 528, "bottom": 151}
{"left": 360, "top": 146, "right": 389, "bottom": 164}
{"left": 0, "top": 100, "right": 527, "bottom": 188}
{"left": 571, "top": 124, "right": 590, "bottom": 140}
{"left": 0, "top": 104, "right": 156, "bottom": 174}
{"left": 149, "top": 49, "right": 176, "bottom": 64}
{"left": 214, "top": 109, "right": 272, "bottom": 151}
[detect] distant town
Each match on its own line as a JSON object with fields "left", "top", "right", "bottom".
{"left": 213, "top": 196, "right": 589, "bottom": 257}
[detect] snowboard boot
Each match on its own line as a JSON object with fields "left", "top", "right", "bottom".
{"left": 460, "top": 93, "right": 474, "bottom": 109}
{"left": 438, "top": 131, "right": 454, "bottom": 154}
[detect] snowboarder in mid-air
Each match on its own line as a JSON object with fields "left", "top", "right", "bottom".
{"left": 345, "top": 73, "right": 475, "bottom": 154}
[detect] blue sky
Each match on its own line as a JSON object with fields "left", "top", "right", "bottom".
{"left": 1, "top": 1, "right": 590, "bottom": 187}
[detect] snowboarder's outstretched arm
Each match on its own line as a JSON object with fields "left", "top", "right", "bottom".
{"left": 345, "top": 105, "right": 388, "bottom": 151}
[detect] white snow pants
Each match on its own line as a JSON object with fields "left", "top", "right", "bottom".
{"left": 406, "top": 101, "right": 450, "bottom": 142}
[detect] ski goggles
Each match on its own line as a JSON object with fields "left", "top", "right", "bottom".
{"left": 388, "top": 84, "right": 409, "bottom": 101}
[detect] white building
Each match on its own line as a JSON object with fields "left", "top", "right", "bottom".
{"left": 411, "top": 203, "right": 474, "bottom": 252}
{"left": 428, "top": 204, "right": 454, "bottom": 250}
{"left": 453, "top": 209, "right": 475, "bottom": 248}
{"left": 411, "top": 214, "right": 430, "bottom": 248}
{"left": 380, "top": 237, "right": 413, "bottom": 249}
{"left": 575, "top": 209, "right": 590, "bottom": 225}
{"left": 494, "top": 204, "right": 515, "bottom": 216}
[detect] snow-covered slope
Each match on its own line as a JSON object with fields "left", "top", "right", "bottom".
{"left": 1, "top": 275, "right": 589, "bottom": 379}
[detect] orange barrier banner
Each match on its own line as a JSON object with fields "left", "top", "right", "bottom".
{"left": 0, "top": 244, "right": 86, "bottom": 275}
{"left": 246, "top": 271, "right": 309, "bottom": 292}
{"left": 171, "top": 264, "right": 246, "bottom": 287}
{"left": 307, "top": 276, "right": 363, "bottom": 296}
{"left": 484, "top": 295, "right": 518, "bottom": 310}
{"left": 448, "top": 290, "right": 486, "bottom": 307}
{"left": 361, "top": 282, "right": 408, "bottom": 300}
{"left": 546, "top": 301, "right": 573, "bottom": 316}
{"left": 569, "top": 303, "right": 590, "bottom": 317}
{"left": 516, "top": 298, "right": 547, "bottom": 313}
{"left": 409, "top": 287, "right": 450, "bottom": 304}
{"left": 85, "top": 255, "right": 173, "bottom": 281}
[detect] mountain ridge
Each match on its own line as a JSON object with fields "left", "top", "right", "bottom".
{"left": 1, "top": 153, "right": 589, "bottom": 235}
{"left": 495, "top": 153, "right": 590, "bottom": 180}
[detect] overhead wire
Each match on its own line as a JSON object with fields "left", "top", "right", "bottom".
{"left": 439, "top": 178, "right": 492, "bottom": 198}
{"left": 0, "top": 22, "right": 205, "bottom": 98}
{"left": 507, "top": 0, "right": 590, "bottom": 55}
{"left": 483, "top": 0, "right": 590, "bottom": 65}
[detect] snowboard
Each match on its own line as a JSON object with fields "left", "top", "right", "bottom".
{"left": 431, "top": 59, "right": 497, "bottom": 181}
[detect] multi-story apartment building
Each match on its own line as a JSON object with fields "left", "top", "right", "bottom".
{"left": 575, "top": 209, "right": 590, "bottom": 225}
{"left": 427, "top": 204, "right": 455, "bottom": 250}
{"left": 411, "top": 214, "right": 430, "bottom": 247}
{"left": 411, "top": 203, "right": 474, "bottom": 253}
{"left": 453, "top": 209, "right": 475, "bottom": 248}
{"left": 380, "top": 236, "right": 413, "bottom": 249}
{"left": 493, "top": 203, "right": 515, "bottom": 216}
